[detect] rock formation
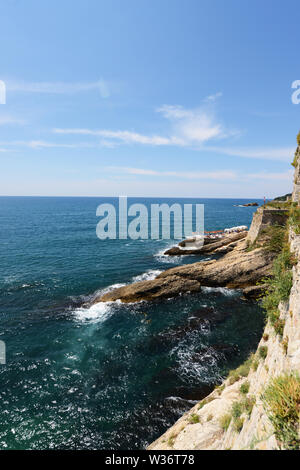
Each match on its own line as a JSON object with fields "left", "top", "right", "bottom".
{"left": 95, "top": 238, "right": 274, "bottom": 303}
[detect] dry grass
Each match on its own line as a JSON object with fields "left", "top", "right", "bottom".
{"left": 262, "top": 373, "right": 300, "bottom": 450}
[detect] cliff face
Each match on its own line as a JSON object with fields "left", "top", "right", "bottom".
{"left": 292, "top": 143, "right": 300, "bottom": 203}
{"left": 148, "top": 143, "right": 300, "bottom": 451}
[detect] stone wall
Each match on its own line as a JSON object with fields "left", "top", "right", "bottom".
{"left": 246, "top": 207, "right": 288, "bottom": 244}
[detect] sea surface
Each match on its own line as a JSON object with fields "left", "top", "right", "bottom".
{"left": 0, "top": 197, "right": 265, "bottom": 449}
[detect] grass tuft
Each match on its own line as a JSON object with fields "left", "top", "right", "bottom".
{"left": 262, "top": 373, "right": 300, "bottom": 450}
{"left": 219, "top": 414, "right": 231, "bottom": 431}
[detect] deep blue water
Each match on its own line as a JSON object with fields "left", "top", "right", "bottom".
{"left": 0, "top": 197, "right": 264, "bottom": 449}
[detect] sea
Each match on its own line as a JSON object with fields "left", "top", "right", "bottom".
{"left": 0, "top": 196, "right": 265, "bottom": 449}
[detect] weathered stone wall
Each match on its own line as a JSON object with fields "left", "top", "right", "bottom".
{"left": 246, "top": 208, "right": 288, "bottom": 244}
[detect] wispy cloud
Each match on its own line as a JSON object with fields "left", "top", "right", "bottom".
{"left": 0, "top": 115, "right": 26, "bottom": 126}
{"left": 206, "top": 146, "right": 295, "bottom": 162}
{"left": 0, "top": 140, "right": 95, "bottom": 149}
{"left": 106, "top": 166, "right": 293, "bottom": 183}
{"left": 106, "top": 166, "right": 237, "bottom": 180}
{"left": 54, "top": 128, "right": 182, "bottom": 146}
{"left": 6, "top": 79, "right": 110, "bottom": 98}
{"left": 53, "top": 98, "right": 236, "bottom": 147}
{"left": 203, "top": 92, "right": 223, "bottom": 102}
{"left": 247, "top": 170, "right": 293, "bottom": 180}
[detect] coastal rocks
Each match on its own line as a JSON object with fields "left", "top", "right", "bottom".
{"left": 241, "top": 202, "right": 259, "bottom": 207}
{"left": 242, "top": 284, "right": 268, "bottom": 300}
{"left": 164, "top": 232, "right": 247, "bottom": 256}
{"left": 95, "top": 240, "right": 275, "bottom": 303}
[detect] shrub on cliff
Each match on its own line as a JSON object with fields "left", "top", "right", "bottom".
{"left": 262, "top": 245, "right": 293, "bottom": 329}
{"left": 289, "top": 206, "right": 300, "bottom": 234}
{"left": 262, "top": 373, "right": 300, "bottom": 450}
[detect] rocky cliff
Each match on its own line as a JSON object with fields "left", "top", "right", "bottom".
{"left": 148, "top": 138, "right": 300, "bottom": 451}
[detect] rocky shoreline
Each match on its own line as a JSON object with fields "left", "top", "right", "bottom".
{"left": 94, "top": 230, "right": 275, "bottom": 304}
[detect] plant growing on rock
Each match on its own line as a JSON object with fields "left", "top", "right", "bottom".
{"left": 282, "top": 337, "right": 289, "bottom": 355}
{"left": 233, "top": 417, "right": 244, "bottom": 433}
{"left": 219, "top": 414, "right": 231, "bottom": 431}
{"left": 262, "top": 373, "right": 300, "bottom": 450}
{"left": 240, "top": 380, "right": 250, "bottom": 395}
{"left": 189, "top": 413, "right": 201, "bottom": 424}
{"left": 262, "top": 241, "right": 293, "bottom": 335}
{"left": 259, "top": 346, "right": 268, "bottom": 360}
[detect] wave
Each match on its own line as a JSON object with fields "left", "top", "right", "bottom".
{"left": 201, "top": 286, "right": 239, "bottom": 296}
{"left": 154, "top": 248, "right": 184, "bottom": 265}
{"left": 132, "top": 269, "right": 162, "bottom": 283}
{"left": 72, "top": 270, "right": 160, "bottom": 323}
{"left": 73, "top": 300, "right": 119, "bottom": 323}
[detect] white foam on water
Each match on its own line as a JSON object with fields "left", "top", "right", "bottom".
{"left": 201, "top": 286, "right": 238, "bottom": 296}
{"left": 155, "top": 248, "right": 184, "bottom": 265}
{"left": 73, "top": 301, "right": 116, "bottom": 323}
{"left": 132, "top": 270, "right": 162, "bottom": 283}
{"left": 73, "top": 282, "right": 126, "bottom": 323}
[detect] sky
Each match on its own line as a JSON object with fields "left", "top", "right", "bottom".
{"left": 0, "top": 0, "right": 300, "bottom": 198}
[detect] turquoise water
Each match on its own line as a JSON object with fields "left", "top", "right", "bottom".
{"left": 0, "top": 197, "right": 264, "bottom": 449}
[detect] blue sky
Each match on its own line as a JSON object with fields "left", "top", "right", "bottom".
{"left": 0, "top": 0, "right": 300, "bottom": 197}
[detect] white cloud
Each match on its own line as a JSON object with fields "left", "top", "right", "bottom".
{"left": 0, "top": 115, "right": 26, "bottom": 125}
{"left": 0, "top": 140, "right": 95, "bottom": 149}
{"left": 53, "top": 100, "right": 232, "bottom": 147}
{"left": 203, "top": 92, "right": 223, "bottom": 102}
{"left": 24, "top": 140, "right": 95, "bottom": 149}
{"left": 106, "top": 166, "right": 237, "bottom": 180}
{"left": 54, "top": 127, "right": 183, "bottom": 146}
{"left": 105, "top": 166, "right": 293, "bottom": 184}
{"left": 247, "top": 170, "right": 293, "bottom": 180}
{"left": 6, "top": 79, "right": 110, "bottom": 98}
{"left": 206, "top": 146, "right": 295, "bottom": 162}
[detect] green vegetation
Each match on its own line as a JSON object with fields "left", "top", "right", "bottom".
{"left": 274, "top": 194, "right": 292, "bottom": 202}
{"left": 274, "top": 318, "right": 285, "bottom": 337}
{"left": 207, "top": 414, "right": 213, "bottom": 422}
{"left": 262, "top": 373, "right": 300, "bottom": 450}
{"left": 242, "top": 396, "right": 256, "bottom": 417}
{"left": 282, "top": 337, "right": 289, "bottom": 355}
{"left": 189, "top": 413, "right": 201, "bottom": 424}
{"left": 233, "top": 417, "right": 244, "bottom": 433}
{"left": 229, "top": 396, "right": 255, "bottom": 434}
{"left": 219, "top": 413, "right": 231, "bottom": 431}
{"left": 197, "top": 396, "right": 214, "bottom": 410}
{"left": 240, "top": 381, "right": 250, "bottom": 395}
{"left": 262, "top": 240, "right": 294, "bottom": 335}
{"left": 289, "top": 206, "right": 300, "bottom": 234}
{"left": 167, "top": 434, "right": 176, "bottom": 447}
{"left": 292, "top": 152, "right": 298, "bottom": 168}
{"left": 231, "top": 401, "right": 243, "bottom": 419}
{"left": 297, "top": 131, "right": 300, "bottom": 146}
{"left": 264, "top": 200, "right": 293, "bottom": 210}
{"left": 258, "top": 346, "right": 268, "bottom": 360}
{"left": 261, "top": 225, "right": 286, "bottom": 253}
{"left": 215, "top": 384, "right": 225, "bottom": 395}
{"left": 228, "top": 354, "right": 254, "bottom": 384}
